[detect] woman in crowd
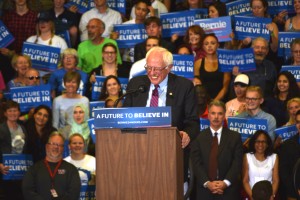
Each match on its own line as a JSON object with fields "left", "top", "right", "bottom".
{"left": 194, "top": 33, "right": 231, "bottom": 101}
{"left": 286, "top": 97, "right": 300, "bottom": 126}
{"left": 208, "top": 1, "right": 227, "bottom": 18}
{"left": 285, "top": 0, "right": 300, "bottom": 32}
{"left": 64, "top": 133, "right": 96, "bottom": 198}
{"left": 60, "top": 103, "right": 90, "bottom": 149}
{"left": 0, "top": 100, "right": 27, "bottom": 200}
{"left": 183, "top": 25, "right": 206, "bottom": 61}
{"left": 24, "top": 105, "right": 56, "bottom": 163}
{"left": 98, "top": 75, "right": 123, "bottom": 104}
{"left": 52, "top": 71, "right": 89, "bottom": 129}
{"left": 7, "top": 54, "right": 31, "bottom": 90}
{"left": 263, "top": 71, "right": 300, "bottom": 127}
{"left": 177, "top": 0, "right": 204, "bottom": 10}
{"left": 290, "top": 38, "right": 300, "bottom": 66}
{"left": 48, "top": 48, "right": 88, "bottom": 98}
{"left": 242, "top": 130, "right": 279, "bottom": 199}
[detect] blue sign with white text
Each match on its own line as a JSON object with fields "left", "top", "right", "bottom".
{"left": 233, "top": 16, "right": 272, "bottom": 40}
{"left": 267, "top": 0, "right": 294, "bottom": 15}
{"left": 90, "top": 101, "right": 106, "bottom": 118}
{"left": 22, "top": 42, "right": 60, "bottom": 72}
{"left": 228, "top": 117, "right": 268, "bottom": 142}
{"left": 94, "top": 107, "right": 172, "bottom": 129}
{"left": 64, "top": 0, "right": 90, "bottom": 14}
{"left": 281, "top": 66, "right": 300, "bottom": 82}
{"left": 218, "top": 48, "right": 256, "bottom": 72}
{"left": 278, "top": 32, "right": 300, "bottom": 57}
{"left": 114, "top": 24, "right": 147, "bottom": 48}
{"left": 191, "top": 8, "right": 208, "bottom": 19}
{"left": 200, "top": 118, "right": 210, "bottom": 131}
{"left": 172, "top": 55, "right": 194, "bottom": 78}
{"left": 0, "top": 20, "right": 15, "bottom": 48}
{"left": 226, "top": 0, "right": 252, "bottom": 16}
{"left": 2, "top": 154, "right": 33, "bottom": 180}
{"left": 275, "top": 125, "right": 298, "bottom": 141}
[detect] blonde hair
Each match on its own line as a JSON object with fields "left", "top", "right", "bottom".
{"left": 246, "top": 86, "right": 264, "bottom": 98}
{"left": 11, "top": 54, "right": 32, "bottom": 69}
{"left": 35, "top": 21, "right": 55, "bottom": 45}
{"left": 287, "top": 97, "right": 300, "bottom": 125}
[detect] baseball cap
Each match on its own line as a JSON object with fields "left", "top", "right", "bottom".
{"left": 37, "top": 12, "right": 53, "bottom": 22}
{"left": 234, "top": 74, "right": 249, "bottom": 86}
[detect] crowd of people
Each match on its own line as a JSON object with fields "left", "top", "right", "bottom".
{"left": 0, "top": 0, "right": 300, "bottom": 199}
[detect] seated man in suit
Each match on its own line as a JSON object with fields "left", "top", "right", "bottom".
{"left": 190, "top": 100, "right": 243, "bottom": 200}
{"left": 123, "top": 46, "right": 199, "bottom": 183}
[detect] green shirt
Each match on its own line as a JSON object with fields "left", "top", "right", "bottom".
{"left": 77, "top": 38, "right": 122, "bottom": 73}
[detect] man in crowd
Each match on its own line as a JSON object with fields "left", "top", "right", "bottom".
{"left": 22, "top": 132, "right": 81, "bottom": 200}
{"left": 190, "top": 100, "right": 243, "bottom": 200}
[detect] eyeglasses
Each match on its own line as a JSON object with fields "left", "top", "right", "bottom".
{"left": 27, "top": 76, "right": 40, "bottom": 80}
{"left": 103, "top": 51, "right": 116, "bottom": 55}
{"left": 255, "top": 140, "right": 267, "bottom": 144}
{"left": 144, "top": 64, "right": 169, "bottom": 72}
{"left": 245, "top": 97, "right": 260, "bottom": 101}
{"left": 47, "top": 142, "right": 64, "bottom": 148}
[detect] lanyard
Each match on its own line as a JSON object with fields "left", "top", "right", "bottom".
{"left": 44, "top": 159, "right": 62, "bottom": 188}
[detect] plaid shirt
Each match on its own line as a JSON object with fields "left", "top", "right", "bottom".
{"left": 2, "top": 10, "right": 37, "bottom": 53}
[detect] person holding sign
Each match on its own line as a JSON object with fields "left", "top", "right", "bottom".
{"left": 183, "top": 25, "right": 206, "bottom": 61}
{"left": 279, "top": 110, "right": 300, "bottom": 200}
{"left": 123, "top": 46, "right": 199, "bottom": 183}
{"left": 22, "top": 132, "right": 81, "bottom": 200}
{"left": 242, "top": 130, "right": 279, "bottom": 199}
{"left": 52, "top": 71, "right": 89, "bottom": 129}
{"left": 0, "top": 100, "right": 27, "bottom": 200}
{"left": 237, "top": 86, "right": 276, "bottom": 142}
{"left": 285, "top": 0, "right": 300, "bottom": 32}
{"left": 194, "top": 33, "right": 231, "bottom": 101}
{"left": 6, "top": 54, "right": 32, "bottom": 90}
{"left": 190, "top": 100, "right": 243, "bottom": 200}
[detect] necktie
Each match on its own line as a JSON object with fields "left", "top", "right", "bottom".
{"left": 208, "top": 132, "right": 218, "bottom": 181}
{"left": 150, "top": 85, "right": 159, "bottom": 107}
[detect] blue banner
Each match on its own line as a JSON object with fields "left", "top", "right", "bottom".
{"left": 233, "top": 16, "right": 272, "bottom": 40}
{"left": 200, "top": 118, "right": 210, "bottom": 131}
{"left": 191, "top": 8, "right": 208, "bottom": 19}
{"left": 10, "top": 84, "right": 52, "bottom": 113}
{"left": 0, "top": 20, "right": 15, "bottom": 48}
{"left": 94, "top": 107, "right": 172, "bottom": 129}
{"left": 194, "top": 16, "right": 232, "bottom": 42}
{"left": 87, "top": 118, "right": 96, "bottom": 143}
{"left": 114, "top": 24, "right": 147, "bottom": 48}
{"left": 172, "top": 55, "right": 194, "bottom": 78}
{"left": 89, "top": 0, "right": 126, "bottom": 15}
{"left": 226, "top": 0, "right": 252, "bottom": 16}
{"left": 90, "top": 101, "right": 106, "bottom": 118}
{"left": 80, "top": 185, "right": 96, "bottom": 200}
{"left": 2, "top": 154, "right": 33, "bottom": 180}
{"left": 64, "top": 0, "right": 90, "bottom": 14}
{"left": 56, "top": 30, "right": 71, "bottom": 48}
{"left": 91, "top": 76, "right": 128, "bottom": 101}
{"left": 278, "top": 32, "right": 300, "bottom": 57}
{"left": 228, "top": 117, "right": 268, "bottom": 142}
{"left": 63, "top": 140, "right": 70, "bottom": 158}
{"left": 281, "top": 65, "right": 300, "bottom": 82}
{"left": 161, "top": 11, "right": 195, "bottom": 37}
{"left": 275, "top": 125, "right": 298, "bottom": 141}
{"left": 22, "top": 42, "right": 60, "bottom": 72}
{"left": 267, "top": 0, "right": 294, "bottom": 15}
{"left": 218, "top": 48, "right": 256, "bottom": 72}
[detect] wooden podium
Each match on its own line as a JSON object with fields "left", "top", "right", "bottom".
{"left": 95, "top": 127, "right": 183, "bottom": 200}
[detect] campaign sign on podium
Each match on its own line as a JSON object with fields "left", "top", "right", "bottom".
{"left": 94, "top": 107, "right": 171, "bottom": 129}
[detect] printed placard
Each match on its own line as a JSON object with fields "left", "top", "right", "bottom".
{"left": 172, "top": 54, "right": 194, "bottom": 78}
{"left": 191, "top": 8, "right": 209, "bottom": 19}
{"left": 278, "top": 32, "right": 300, "bottom": 57}
{"left": 226, "top": 0, "right": 252, "bottom": 16}
{"left": 275, "top": 125, "right": 298, "bottom": 141}
{"left": 64, "top": 0, "right": 90, "bottom": 14}
{"left": 267, "top": 0, "right": 294, "bottom": 15}
{"left": 2, "top": 154, "right": 33, "bottom": 180}
{"left": 200, "top": 118, "right": 210, "bottom": 131}
{"left": 114, "top": 24, "right": 147, "bottom": 48}
{"left": 281, "top": 65, "right": 300, "bottom": 82}
{"left": 90, "top": 101, "right": 106, "bottom": 118}
{"left": 88, "top": 118, "right": 96, "bottom": 143}
{"left": 89, "top": 0, "right": 126, "bottom": 14}
{"left": 217, "top": 48, "right": 255, "bottom": 72}
{"left": 0, "top": 20, "right": 15, "bottom": 48}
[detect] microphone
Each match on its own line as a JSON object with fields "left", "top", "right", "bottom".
{"left": 113, "top": 85, "right": 147, "bottom": 107}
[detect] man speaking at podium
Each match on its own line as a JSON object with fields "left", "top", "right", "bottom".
{"left": 123, "top": 46, "right": 200, "bottom": 182}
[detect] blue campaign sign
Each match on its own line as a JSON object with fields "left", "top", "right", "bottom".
{"left": 114, "top": 24, "right": 147, "bottom": 48}
{"left": 64, "top": 0, "right": 90, "bottom": 14}
{"left": 90, "top": 101, "right": 106, "bottom": 118}
{"left": 228, "top": 117, "right": 268, "bottom": 142}
{"left": 88, "top": 118, "right": 96, "bottom": 143}
{"left": 275, "top": 125, "right": 298, "bottom": 141}
{"left": 226, "top": 0, "right": 252, "bottom": 16}
{"left": 218, "top": 48, "right": 256, "bottom": 72}
{"left": 172, "top": 55, "right": 194, "bottom": 78}
{"left": 2, "top": 154, "right": 33, "bottom": 180}
{"left": 89, "top": 0, "right": 126, "bottom": 14}
{"left": 10, "top": 84, "right": 52, "bottom": 113}
{"left": 94, "top": 107, "right": 172, "bottom": 129}
{"left": 233, "top": 16, "right": 272, "bottom": 41}
{"left": 0, "top": 20, "right": 15, "bottom": 48}
{"left": 63, "top": 140, "right": 70, "bottom": 158}
{"left": 161, "top": 11, "right": 195, "bottom": 37}
{"left": 278, "top": 32, "right": 300, "bottom": 57}
{"left": 200, "top": 118, "right": 210, "bottom": 131}
{"left": 191, "top": 8, "right": 208, "bottom": 19}
{"left": 80, "top": 185, "right": 96, "bottom": 200}
{"left": 194, "top": 16, "right": 232, "bottom": 42}
{"left": 22, "top": 42, "right": 60, "bottom": 72}
{"left": 267, "top": 0, "right": 294, "bottom": 15}
{"left": 281, "top": 65, "right": 300, "bottom": 82}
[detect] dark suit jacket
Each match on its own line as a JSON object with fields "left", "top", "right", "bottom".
{"left": 190, "top": 127, "right": 243, "bottom": 200}
{"left": 134, "top": 39, "right": 175, "bottom": 62}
